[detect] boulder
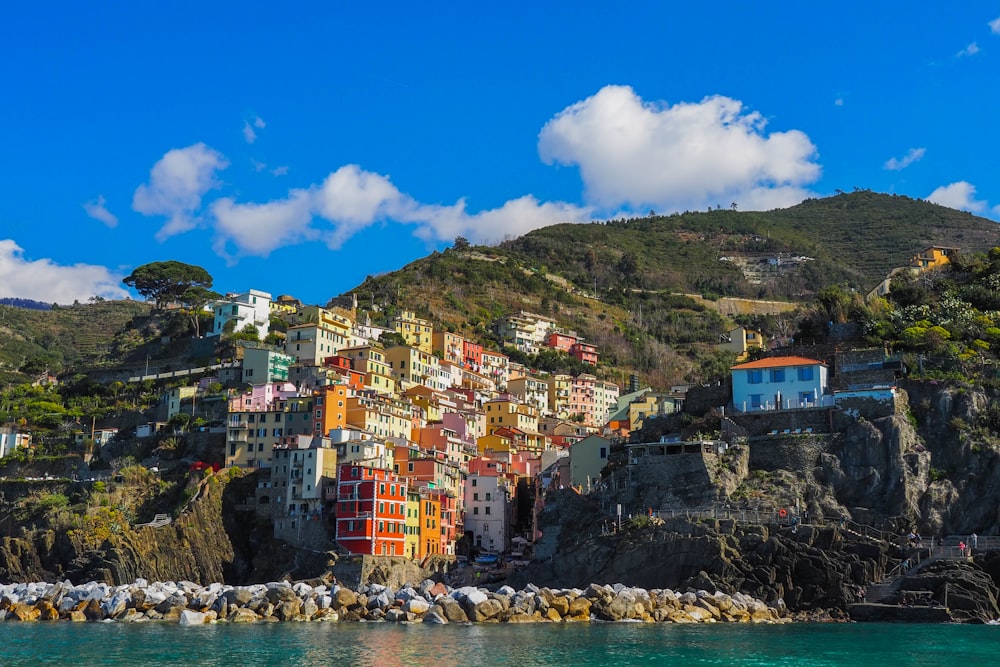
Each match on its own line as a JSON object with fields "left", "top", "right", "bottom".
{"left": 404, "top": 598, "right": 430, "bottom": 614}
{"left": 11, "top": 602, "right": 40, "bottom": 622}
{"left": 229, "top": 608, "right": 259, "bottom": 623}
{"left": 385, "top": 608, "right": 408, "bottom": 623}
{"left": 469, "top": 598, "right": 505, "bottom": 622}
{"left": 438, "top": 597, "right": 469, "bottom": 623}
{"left": 266, "top": 586, "right": 298, "bottom": 605}
{"left": 178, "top": 610, "right": 208, "bottom": 626}
{"left": 274, "top": 599, "right": 302, "bottom": 621}
{"left": 422, "top": 606, "right": 449, "bottom": 624}
{"left": 548, "top": 596, "right": 570, "bottom": 617}
{"left": 568, "top": 597, "right": 592, "bottom": 618}
{"left": 334, "top": 588, "right": 358, "bottom": 609}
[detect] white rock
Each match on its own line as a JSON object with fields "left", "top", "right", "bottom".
{"left": 179, "top": 610, "right": 208, "bottom": 626}
{"left": 404, "top": 598, "right": 430, "bottom": 614}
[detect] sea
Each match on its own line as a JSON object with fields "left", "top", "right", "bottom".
{"left": 3, "top": 622, "right": 996, "bottom": 666}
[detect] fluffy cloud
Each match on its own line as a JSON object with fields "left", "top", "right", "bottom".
{"left": 211, "top": 189, "right": 314, "bottom": 259}
{"left": 206, "top": 164, "right": 589, "bottom": 258}
{"left": 990, "top": 17, "right": 1000, "bottom": 34}
{"left": 403, "top": 196, "right": 590, "bottom": 246}
{"left": 243, "top": 116, "right": 266, "bottom": 144}
{"left": 0, "top": 240, "right": 128, "bottom": 303}
{"left": 884, "top": 147, "right": 926, "bottom": 171}
{"left": 132, "top": 143, "right": 229, "bottom": 240}
{"left": 83, "top": 195, "right": 119, "bottom": 227}
{"left": 927, "top": 181, "right": 987, "bottom": 212}
{"left": 537, "top": 85, "right": 820, "bottom": 212}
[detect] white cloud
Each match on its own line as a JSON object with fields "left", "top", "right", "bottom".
{"left": 403, "top": 196, "right": 591, "bottom": 245}
{"left": 927, "top": 181, "right": 987, "bottom": 212}
{"left": 834, "top": 97, "right": 844, "bottom": 107}
{"left": 132, "top": 143, "right": 229, "bottom": 240}
{"left": 243, "top": 115, "right": 266, "bottom": 144}
{"left": 990, "top": 17, "right": 1000, "bottom": 34}
{"left": 211, "top": 190, "right": 314, "bottom": 259}
{"left": 884, "top": 147, "right": 926, "bottom": 171}
{"left": 957, "top": 42, "right": 980, "bottom": 57}
{"left": 204, "top": 163, "right": 589, "bottom": 257}
{"left": 537, "top": 85, "right": 820, "bottom": 212}
{"left": 0, "top": 240, "right": 128, "bottom": 303}
{"left": 271, "top": 165, "right": 289, "bottom": 176}
{"left": 250, "top": 158, "right": 267, "bottom": 172}
{"left": 83, "top": 195, "right": 119, "bottom": 227}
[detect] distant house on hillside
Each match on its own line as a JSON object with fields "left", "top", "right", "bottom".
{"left": 731, "top": 355, "right": 829, "bottom": 412}
{"left": 718, "top": 326, "right": 766, "bottom": 361}
{"left": 866, "top": 245, "right": 959, "bottom": 301}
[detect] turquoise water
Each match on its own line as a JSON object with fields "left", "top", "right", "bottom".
{"left": 3, "top": 622, "right": 996, "bottom": 666}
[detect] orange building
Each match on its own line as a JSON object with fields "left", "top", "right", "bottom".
{"left": 313, "top": 384, "right": 350, "bottom": 437}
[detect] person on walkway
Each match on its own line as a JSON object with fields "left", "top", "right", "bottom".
{"left": 959, "top": 541, "right": 967, "bottom": 557}
{"left": 970, "top": 532, "right": 978, "bottom": 550}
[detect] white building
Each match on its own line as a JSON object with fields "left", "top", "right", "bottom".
{"left": 731, "top": 355, "right": 829, "bottom": 412}
{"left": 463, "top": 464, "right": 513, "bottom": 553}
{"left": 0, "top": 428, "right": 31, "bottom": 458}
{"left": 211, "top": 289, "right": 272, "bottom": 338}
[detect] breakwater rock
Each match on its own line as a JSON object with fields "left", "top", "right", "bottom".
{"left": 0, "top": 578, "right": 786, "bottom": 625}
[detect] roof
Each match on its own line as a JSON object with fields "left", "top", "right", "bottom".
{"left": 731, "top": 355, "right": 826, "bottom": 370}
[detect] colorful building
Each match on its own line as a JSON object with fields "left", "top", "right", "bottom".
{"left": 335, "top": 463, "right": 408, "bottom": 556}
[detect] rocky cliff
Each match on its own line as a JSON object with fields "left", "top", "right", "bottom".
{"left": 509, "top": 490, "right": 886, "bottom": 615}
{"left": 0, "top": 475, "right": 328, "bottom": 586}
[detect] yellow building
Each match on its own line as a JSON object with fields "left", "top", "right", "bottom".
{"left": 384, "top": 345, "right": 447, "bottom": 391}
{"left": 432, "top": 330, "right": 465, "bottom": 365}
{"left": 390, "top": 310, "right": 434, "bottom": 354}
{"left": 483, "top": 396, "right": 547, "bottom": 452}
{"left": 405, "top": 488, "right": 421, "bottom": 559}
{"left": 338, "top": 345, "right": 397, "bottom": 396}
{"left": 345, "top": 392, "right": 414, "bottom": 441}
{"left": 547, "top": 373, "right": 572, "bottom": 418}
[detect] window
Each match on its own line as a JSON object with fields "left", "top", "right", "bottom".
{"left": 471, "top": 478, "right": 477, "bottom": 486}
{"left": 473, "top": 507, "right": 479, "bottom": 515}
{"left": 600, "top": 447, "right": 608, "bottom": 459}
{"left": 473, "top": 492, "right": 479, "bottom": 501}
{"left": 485, "top": 493, "right": 491, "bottom": 501}
{"left": 797, "top": 366, "right": 814, "bottom": 381}
{"left": 770, "top": 369, "right": 785, "bottom": 383}
{"left": 748, "top": 370, "right": 763, "bottom": 384}
{"left": 749, "top": 394, "right": 763, "bottom": 409}
{"left": 485, "top": 506, "right": 491, "bottom": 515}
{"left": 799, "top": 392, "right": 815, "bottom": 405}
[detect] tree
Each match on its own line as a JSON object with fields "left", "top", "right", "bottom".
{"left": 122, "top": 261, "right": 213, "bottom": 310}
{"left": 453, "top": 236, "right": 471, "bottom": 251}
{"left": 178, "top": 285, "right": 220, "bottom": 337}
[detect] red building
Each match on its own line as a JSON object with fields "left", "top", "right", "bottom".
{"left": 569, "top": 342, "right": 598, "bottom": 366}
{"left": 462, "top": 340, "right": 483, "bottom": 370}
{"left": 545, "top": 331, "right": 578, "bottom": 353}
{"left": 335, "top": 463, "right": 408, "bottom": 556}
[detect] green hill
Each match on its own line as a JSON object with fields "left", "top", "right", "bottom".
{"left": 347, "top": 192, "right": 1000, "bottom": 388}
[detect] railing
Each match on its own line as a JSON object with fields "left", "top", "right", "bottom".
{"left": 135, "top": 513, "right": 172, "bottom": 529}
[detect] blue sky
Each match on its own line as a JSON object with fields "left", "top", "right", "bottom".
{"left": 2, "top": 2, "right": 1000, "bottom": 305}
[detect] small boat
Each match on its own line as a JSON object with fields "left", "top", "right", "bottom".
{"left": 474, "top": 552, "right": 499, "bottom": 565}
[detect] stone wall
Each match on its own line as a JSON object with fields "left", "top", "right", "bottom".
{"left": 728, "top": 408, "right": 833, "bottom": 436}
{"left": 684, "top": 383, "right": 730, "bottom": 416}
{"left": 748, "top": 435, "right": 831, "bottom": 473}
